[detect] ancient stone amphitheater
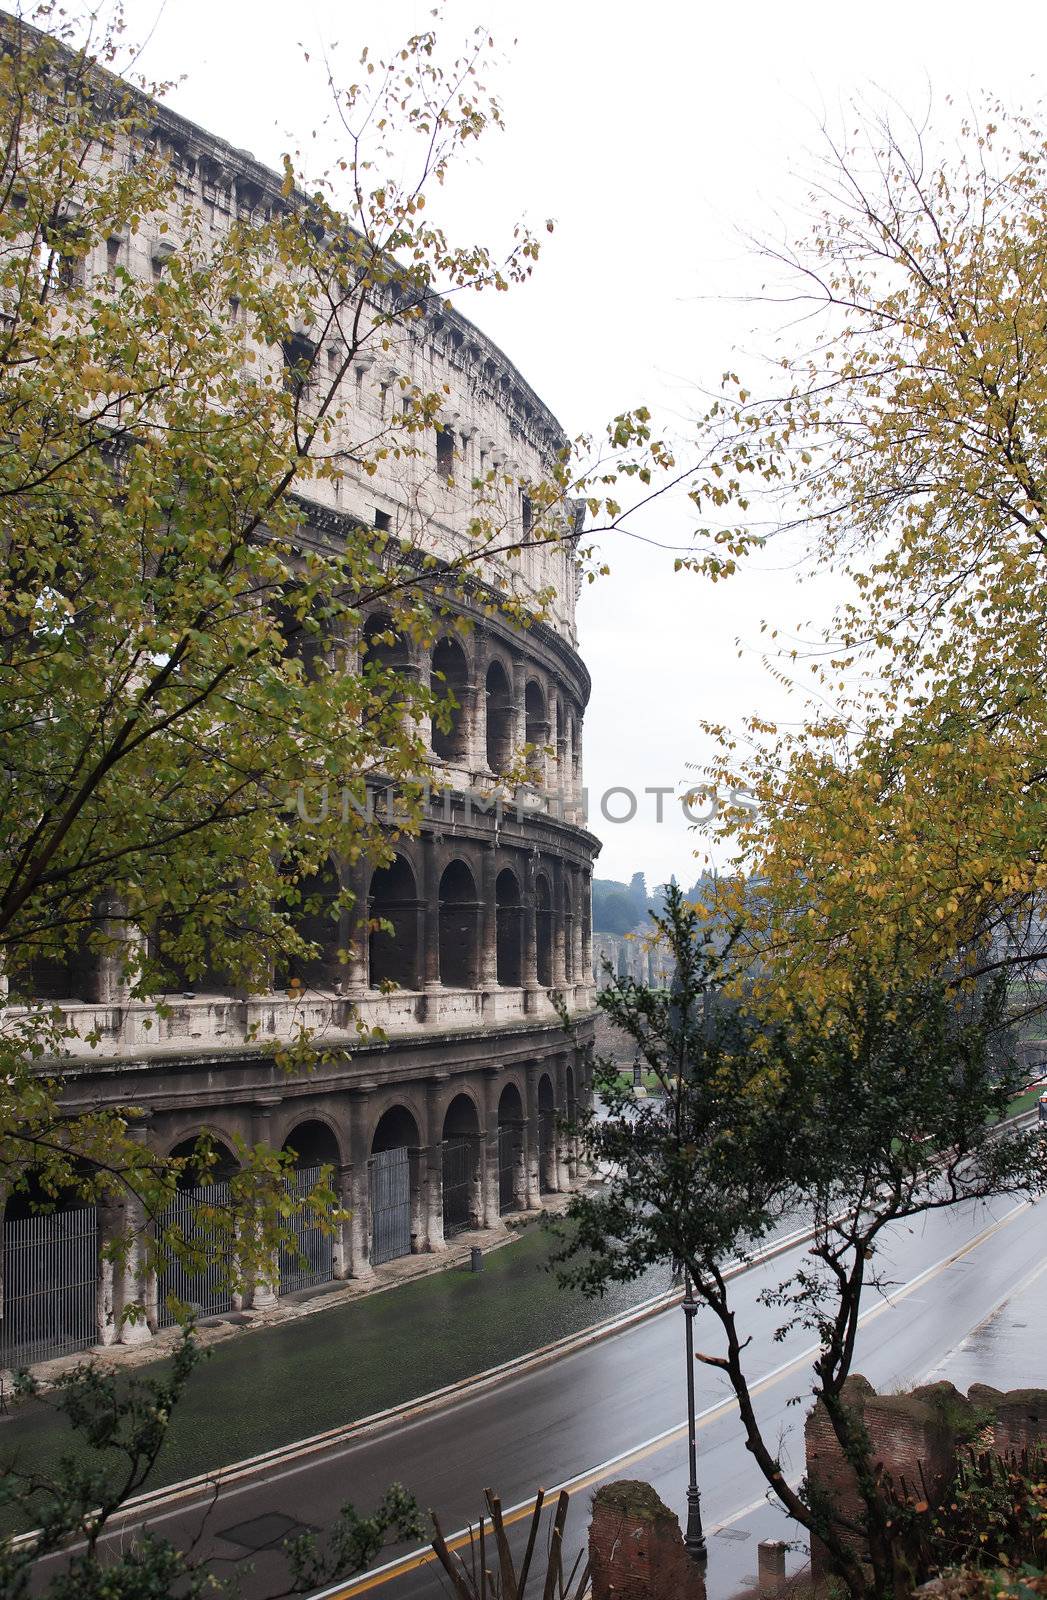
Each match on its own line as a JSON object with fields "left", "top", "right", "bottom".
{"left": 3, "top": 77, "right": 600, "bottom": 1366}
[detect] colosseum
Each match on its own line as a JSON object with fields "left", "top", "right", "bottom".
{"left": 2, "top": 72, "right": 600, "bottom": 1366}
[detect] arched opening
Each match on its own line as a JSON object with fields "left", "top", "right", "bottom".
{"left": 370, "top": 1105, "right": 420, "bottom": 1266}
{"left": 570, "top": 712, "right": 580, "bottom": 787}
{"left": 431, "top": 636, "right": 469, "bottom": 763}
{"left": 368, "top": 855, "right": 419, "bottom": 990}
{"left": 442, "top": 1093, "right": 481, "bottom": 1238}
{"left": 157, "top": 1136, "right": 239, "bottom": 1326}
{"left": 280, "top": 1121, "right": 340, "bottom": 1293}
{"left": 275, "top": 857, "right": 342, "bottom": 991}
{"left": 362, "top": 610, "right": 409, "bottom": 668}
{"left": 361, "top": 612, "right": 411, "bottom": 727}
{"left": 495, "top": 869, "right": 522, "bottom": 986}
{"left": 282, "top": 1121, "right": 340, "bottom": 1168}
{"left": 497, "top": 1082, "right": 525, "bottom": 1214}
{"left": 535, "top": 874, "right": 553, "bottom": 988}
{"left": 537, "top": 1073, "right": 556, "bottom": 1194}
{"left": 2, "top": 1173, "right": 99, "bottom": 1366}
{"left": 524, "top": 680, "right": 547, "bottom": 782}
{"left": 562, "top": 882, "right": 574, "bottom": 984}
{"left": 555, "top": 695, "right": 565, "bottom": 775}
{"left": 275, "top": 590, "right": 326, "bottom": 683}
{"left": 485, "top": 660, "right": 513, "bottom": 774}
{"left": 439, "top": 860, "right": 479, "bottom": 988}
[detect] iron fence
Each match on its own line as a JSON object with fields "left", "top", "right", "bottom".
{"left": 1, "top": 1207, "right": 99, "bottom": 1368}
{"left": 156, "top": 1182, "right": 234, "bottom": 1326}
{"left": 370, "top": 1146, "right": 411, "bottom": 1265}
{"left": 442, "top": 1136, "right": 477, "bottom": 1237}
{"left": 279, "top": 1165, "right": 335, "bottom": 1294}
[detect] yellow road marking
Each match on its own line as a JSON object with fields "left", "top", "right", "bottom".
{"left": 311, "top": 1201, "right": 1029, "bottom": 1599}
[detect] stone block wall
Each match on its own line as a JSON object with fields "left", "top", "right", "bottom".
{"left": 805, "top": 1376, "right": 1047, "bottom": 1585}
{"left": 588, "top": 1480, "right": 705, "bottom": 1600}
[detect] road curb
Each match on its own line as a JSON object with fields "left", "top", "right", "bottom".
{"left": 57, "top": 1214, "right": 823, "bottom": 1531}
{"left": 18, "top": 1109, "right": 1037, "bottom": 1539}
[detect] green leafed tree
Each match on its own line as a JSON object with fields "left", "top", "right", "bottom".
{"left": 0, "top": 2, "right": 672, "bottom": 1307}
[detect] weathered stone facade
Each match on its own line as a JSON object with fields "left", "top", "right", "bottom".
{"left": 2, "top": 80, "right": 600, "bottom": 1361}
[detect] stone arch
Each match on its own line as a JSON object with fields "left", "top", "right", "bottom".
{"left": 368, "top": 855, "right": 419, "bottom": 989}
{"left": 370, "top": 1103, "right": 421, "bottom": 1154}
{"left": 369, "top": 1103, "right": 420, "bottom": 1267}
{"left": 442, "top": 1092, "right": 481, "bottom": 1237}
{"left": 495, "top": 1079, "right": 526, "bottom": 1214}
{"left": 438, "top": 859, "right": 479, "bottom": 988}
{"left": 281, "top": 1118, "right": 341, "bottom": 1169}
{"left": 361, "top": 610, "right": 410, "bottom": 674}
{"left": 485, "top": 658, "right": 513, "bottom": 774}
{"left": 275, "top": 588, "right": 326, "bottom": 683}
{"left": 167, "top": 1133, "right": 239, "bottom": 1187}
{"left": 537, "top": 1071, "right": 556, "bottom": 1193}
{"left": 279, "top": 1118, "right": 340, "bottom": 1293}
{"left": 275, "top": 856, "right": 342, "bottom": 991}
{"left": 524, "top": 679, "right": 547, "bottom": 781}
{"left": 442, "top": 1090, "right": 481, "bottom": 1141}
{"left": 535, "top": 872, "right": 553, "bottom": 988}
{"left": 564, "top": 1062, "right": 578, "bottom": 1181}
{"left": 495, "top": 867, "right": 522, "bottom": 986}
{"left": 431, "top": 636, "right": 470, "bottom": 762}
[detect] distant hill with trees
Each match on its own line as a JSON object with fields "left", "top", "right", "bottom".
{"left": 591, "top": 871, "right": 716, "bottom": 934}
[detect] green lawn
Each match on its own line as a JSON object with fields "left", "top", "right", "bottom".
{"left": 0, "top": 1219, "right": 671, "bottom": 1524}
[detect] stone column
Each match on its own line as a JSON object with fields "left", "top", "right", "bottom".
{"left": 551, "top": 857, "right": 567, "bottom": 990}
{"left": 511, "top": 657, "right": 528, "bottom": 753}
{"left": 345, "top": 856, "right": 369, "bottom": 998}
{"left": 97, "top": 1120, "right": 153, "bottom": 1347}
{"left": 250, "top": 1097, "right": 282, "bottom": 1309}
{"left": 571, "top": 866, "right": 585, "bottom": 996}
{"left": 522, "top": 1064, "right": 542, "bottom": 1208}
{"left": 522, "top": 857, "right": 539, "bottom": 1012}
{"left": 422, "top": 844, "right": 441, "bottom": 1020}
{"left": 554, "top": 1056, "right": 572, "bottom": 1192}
{"left": 462, "top": 680, "right": 483, "bottom": 773}
{"left": 412, "top": 650, "right": 432, "bottom": 752}
{"left": 332, "top": 1160, "right": 353, "bottom": 1279}
{"left": 480, "top": 1068, "right": 502, "bottom": 1228}
{"left": 347, "top": 1093, "right": 374, "bottom": 1277}
{"left": 479, "top": 844, "right": 498, "bottom": 991}
{"left": 93, "top": 893, "right": 132, "bottom": 1004}
{"left": 423, "top": 1081, "right": 446, "bottom": 1251}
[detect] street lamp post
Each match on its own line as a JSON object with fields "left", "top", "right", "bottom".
{"left": 682, "top": 1266, "right": 707, "bottom": 1562}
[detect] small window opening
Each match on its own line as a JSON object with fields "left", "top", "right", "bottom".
{"left": 106, "top": 236, "right": 121, "bottom": 284}
{"left": 521, "top": 493, "right": 533, "bottom": 539}
{"left": 436, "top": 426, "right": 455, "bottom": 479}
{"left": 374, "top": 509, "right": 391, "bottom": 532}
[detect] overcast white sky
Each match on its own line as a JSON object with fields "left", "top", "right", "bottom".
{"left": 111, "top": 0, "right": 1047, "bottom": 887}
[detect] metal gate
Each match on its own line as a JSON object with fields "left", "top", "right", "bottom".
{"left": 442, "top": 1137, "right": 477, "bottom": 1237}
{"left": 538, "top": 1108, "right": 554, "bottom": 1194}
{"left": 279, "top": 1165, "right": 334, "bottom": 1294}
{"left": 156, "top": 1182, "right": 234, "bottom": 1326}
{"left": 1, "top": 1207, "right": 99, "bottom": 1367}
{"left": 370, "top": 1147, "right": 411, "bottom": 1266}
{"left": 498, "top": 1123, "right": 518, "bottom": 1214}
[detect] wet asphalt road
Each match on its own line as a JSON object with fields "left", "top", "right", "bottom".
{"left": 31, "top": 1192, "right": 1046, "bottom": 1600}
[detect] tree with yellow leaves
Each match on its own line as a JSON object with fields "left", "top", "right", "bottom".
{"left": 688, "top": 98, "right": 1047, "bottom": 1009}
